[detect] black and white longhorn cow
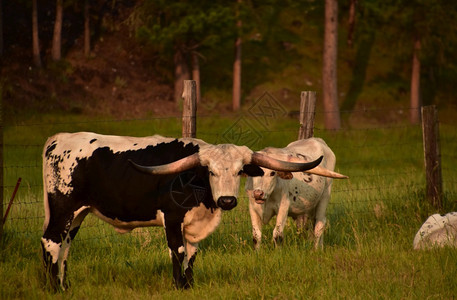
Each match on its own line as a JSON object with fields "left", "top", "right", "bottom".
{"left": 41, "top": 132, "right": 331, "bottom": 290}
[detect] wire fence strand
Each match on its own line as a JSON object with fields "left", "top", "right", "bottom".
{"left": 2, "top": 108, "right": 457, "bottom": 247}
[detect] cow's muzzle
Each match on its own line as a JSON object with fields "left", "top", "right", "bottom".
{"left": 217, "top": 196, "right": 237, "bottom": 210}
{"left": 253, "top": 189, "right": 266, "bottom": 204}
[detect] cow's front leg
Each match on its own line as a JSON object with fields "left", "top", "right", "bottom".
{"left": 41, "top": 213, "right": 74, "bottom": 291}
{"left": 164, "top": 220, "right": 187, "bottom": 289}
{"left": 249, "top": 203, "right": 264, "bottom": 250}
{"left": 273, "top": 194, "right": 290, "bottom": 247}
{"left": 183, "top": 240, "right": 198, "bottom": 288}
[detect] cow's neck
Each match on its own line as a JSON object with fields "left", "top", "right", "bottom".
{"left": 182, "top": 205, "right": 222, "bottom": 244}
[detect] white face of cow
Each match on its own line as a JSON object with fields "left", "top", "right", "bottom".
{"left": 198, "top": 144, "right": 253, "bottom": 210}
{"left": 250, "top": 167, "right": 282, "bottom": 204}
{"left": 249, "top": 149, "right": 295, "bottom": 205}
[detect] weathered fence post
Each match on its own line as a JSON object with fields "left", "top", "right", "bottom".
{"left": 421, "top": 105, "right": 442, "bottom": 208}
{"left": 298, "top": 91, "right": 316, "bottom": 140}
{"left": 182, "top": 80, "right": 197, "bottom": 138}
{"left": 296, "top": 91, "right": 316, "bottom": 232}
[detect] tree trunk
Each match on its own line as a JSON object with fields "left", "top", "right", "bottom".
{"left": 173, "top": 47, "right": 190, "bottom": 103}
{"left": 0, "top": 0, "right": 3, "bottom": 57}
{"left": 410, "top": 36, "right": 421, "bottom": 124}
{"left": 32, "top": 0, "right": 41, "bottom": 67}
{"left": 84, "top": 0, "right": 90, "bottom": 57}
{"left": 322, "top": 0, "right": 340, "bottom": 130}
{"left": 51, "top": 0, "right": 63, "bottom": 61}
{"left": 191, "top": 52, "right": 201, "bottom": 103}
{"left": 232, "top": 0, "right": 242, "bottom": 112}
{"left": 232, "top": 35, "right": 242, "bottom": 112}
{"left": 347, "top": 0, "right": 356, "bottom": 47}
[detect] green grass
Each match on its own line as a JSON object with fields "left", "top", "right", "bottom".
{"left": 1, "top": 112, "right": 457, "bottom": 299}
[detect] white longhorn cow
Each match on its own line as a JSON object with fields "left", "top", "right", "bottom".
{"left": 245, "top": 137, "right": 348, "bottom": 249}
{"left": 413, "top": 212, "right": 457, "bottom": 249}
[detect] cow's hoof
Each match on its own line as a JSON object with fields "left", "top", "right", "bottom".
{"left": 175, "top": 276, "right": 192, "bottom": 290}
{"left": 273, "top": 236, "right": 283, "bottom": 247}
{"left": 45, "top": 279, "right": 68, "bottom": 293}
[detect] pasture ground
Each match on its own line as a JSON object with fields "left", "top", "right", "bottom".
{"left": 1, "top": 114, "right": 457, "bottom": 299}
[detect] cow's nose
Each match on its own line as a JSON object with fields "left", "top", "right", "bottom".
{"left": 217, "top": 196, "right": 237, "bottom": 210}
{"left": 253, "top": 189, "right": 264, "bottom": 200}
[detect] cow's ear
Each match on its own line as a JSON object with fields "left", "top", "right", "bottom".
{"left": 243, "top": 164, "right": 264, "bottom": 177}
{"left": 277, "top": 171, "right": 293, "bottom": 180}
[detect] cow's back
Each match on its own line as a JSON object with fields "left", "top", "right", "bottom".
{"left": 42, "top": 132, "right": 210, "bottom": 232}
{"left": 286, "top": 137, "right": 336, "bottom": 171}
{"left": 284, "top": 138, "right": 335, "bottom": 216}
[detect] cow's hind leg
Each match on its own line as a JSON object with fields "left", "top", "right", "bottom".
{"left": 42, "top": 205, "right": 89, "bottom": 291}
{"left": 313, "top": 186, "right": 331, "bottom": 250}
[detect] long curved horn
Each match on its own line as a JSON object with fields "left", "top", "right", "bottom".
{"left": 251, "top": 153, "right": 323, "bottom": 172}
{"left": 304, "top": 166, "right": 349, "bottom": 179}
{"left": 286, "top": 155, "right": 348, "bottom": 179}
{"left": 129, "top": 153, "right": 200, "bottom": 175}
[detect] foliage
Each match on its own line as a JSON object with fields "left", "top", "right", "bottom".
{"left": 354, "top": 0, "right": 457, "bottom": 104}
{"left": 130, "top": 0, "right": 320, "bottom": 94}
{"left": 133, "top": 1, "right": 236, "bottom": 62}
{"left": 4, "top": 0, "right": 457, "bottom": 119}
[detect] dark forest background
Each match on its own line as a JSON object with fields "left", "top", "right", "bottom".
{"left": 1, "top": 0, "right": 457, "bottom": 127}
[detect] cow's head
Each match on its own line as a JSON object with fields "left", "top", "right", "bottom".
{"left": 129, "top": 144, "right": 326, "bottom": 211}
{"left": 249, "top": 167, "right": 291, "bottom": 205}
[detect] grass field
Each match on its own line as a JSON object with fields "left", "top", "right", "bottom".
{"left": 1, "top": 111, "right": 457, "bottom": 299}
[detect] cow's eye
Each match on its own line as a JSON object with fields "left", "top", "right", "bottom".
{"left": 270, "top": 171, "right": 276, "bottom": 176}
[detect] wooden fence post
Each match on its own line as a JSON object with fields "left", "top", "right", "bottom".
{"left": 296, "top": 91, "right": 316, "bottom": 232}
{"left": 182, "top": 80, "right": 197, "bottom": 138}
{"left": 421, "top": 105, "right": 442, "bottom": 208}
{"left": 298, "top": 91, "right": 316, "bottom": 140}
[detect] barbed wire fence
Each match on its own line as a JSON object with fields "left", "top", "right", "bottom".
{"left": 1, "top": 81, "right": 456, "bottom": 251}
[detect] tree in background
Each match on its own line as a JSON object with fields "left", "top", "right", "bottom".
{"left": 32, "top": 0, "right": 41, "bottom": 67}
{"left": 406, "top": 1, "right": 426, "bottom": 124}
{"left": 340, "top": 0, "right": 457, "bottom": 124}
{"left": 51, "top": 0, "right": 63, "bottom": 61}
{"left": 173, "top": 46, "right": 191, "bottom": 103}
{"left": 84, "top": 0, "right": 90, "bottom": 57}
{"left": 322, "top": 0, "right": 340, "bottom": 130}
{"left": 134, "top": 0, "right": 236, "bottom": 103}
{"left": 419, "top": 1, "right": 457, "bottom": 110}
{"left": 237, "top": 0, "right": 301, "bottom": 99}
{"left": 341, "top": 1, "right": 378, "bottom": 119}
{"left": 133, "top": 0, "right": 291, "bottom": 107}
{"left": 191, "top": 51, "right": 201, "bottom": 103}
{"left": 0, "top": 0, "right": 3, "bottom": 57}
{"left": 408, "top": 0, "right": 457, "bottom": 124}
{"left": 385, "top": 0, "right": 457, "bottom": 124}
{"left": 3, "top": 0, "right": 456, "bottom": 116}
{"left": 232, "top": 0, "right": 242, "bottom": 112}
{"left": 347, "top": 0, "right": 356, "bottom": 47}
{"left": 410, "top": 33, "right": 421, "bottom": 124}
